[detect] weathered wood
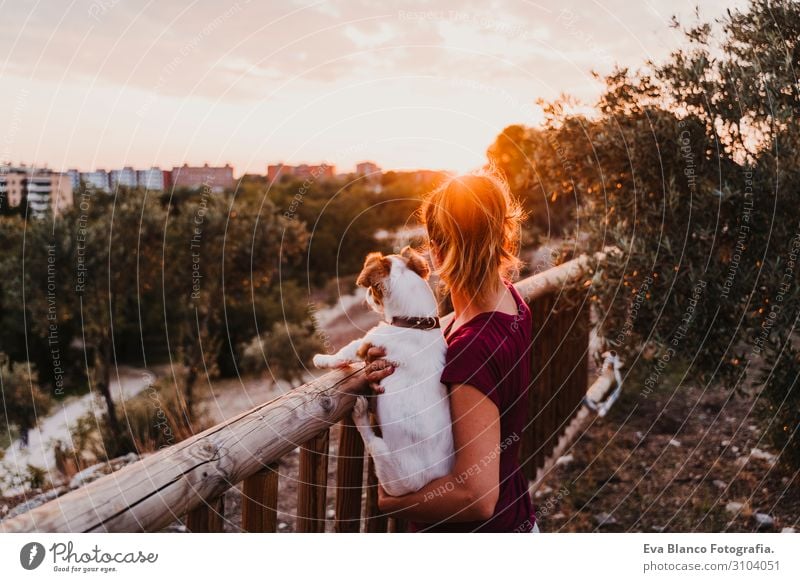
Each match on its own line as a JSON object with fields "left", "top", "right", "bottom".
{"left": 241, "top": 464, "right": 279, "bottom": 533}
{"left": 2, "top": 253, "right": 607, "bottom": 534}
{"left": 334, "top": 415, "right": 365, "bottom": 533}
{"left": 296, "top": 430, "right": 330, "bottom": 533}
{"left": 364, "top": 456, "right": 388, "bottom": 533}
{"left": 568, "top": 302, "right": 590, "bottom": 417}
{"left": 521, "top": 293, "right": 544, "bottom": 477}
{"left": 186, "top": 495, "right": 225, "bottom": 532}
{"left": 544, "top": 302, "right": 559, "bottom": 466}
{"left": 530, "top": 364, "right": 616, "bottom": 492}
{"left": 439, "top": 252, "right": 603, "bottom": 330}
{"left": 0, "top": 367, "right": 367, "bottom": 533}
{"left": 515, "top": 252, "right": 601, "bottom": 304}
{"left": 525, "top": 292, "right": 555, "bottom": 477}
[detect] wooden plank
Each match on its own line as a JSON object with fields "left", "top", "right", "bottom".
{"left": 334, "top": 415, "right": 365, "bottom": 533}
{"left": 3, "top": 253, "right": 607, "bottom": 534}
{"left": 1, "top": 366, "right": 367, "bottom": 533}
{"left": 524, "top": 293, "right": 541, "bottom": 476}
{"left": 553, "top": 300, "right": 570, "bottom": 448}
{"left": 364, "top": 456, "right": 388, "bottom": 533}
{"left": 438, "top": 252, "right": 605, "bottom": 330}
{"left": 570, "top": 303, "right": 590, "bottom": 413}
{"left": 543, "top": 297, "right": 558, "bottom": 462}
{"left": 296, "top": 430, "right": 330, "bottom": 533}
{"left": 186, "top": 495, "right": 225, "bottom": 532}
{"left": 537, "top": 293, "right": 556, "bottom": 471}
{"left": 241, "top": 464, "right": 279, "bottom": 533}
{"left": 521, "top": 292, "right": 542, "bottom": 478}
{"left": 514, "top": 252, "right": 602, "bottom": 305}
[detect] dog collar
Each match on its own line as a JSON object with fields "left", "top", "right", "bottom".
{"left": 390, "top": 316, "right": 441, "bottom": 330}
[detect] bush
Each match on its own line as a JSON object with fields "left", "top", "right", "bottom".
{"left": 515, "top": 0, "right": 800, "bottom": 470}
{"left": 66, "top": 380, "right": 210, "bottom": 464}
{"left": 0, "top": 354, "right": 52, "bottom": 446}
{"left": 239, "top": 321, "right": 324, "bottom": 385}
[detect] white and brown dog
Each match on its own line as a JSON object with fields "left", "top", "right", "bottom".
{"left": 313, "top": 247, "right": 454, "bottom": 496}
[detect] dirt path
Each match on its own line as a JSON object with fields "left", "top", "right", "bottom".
{"left": 1, "top": 366, "right": 157, "bottom": 482}
{"left": 534, "top": 377, "right": 799, "bottom": 533}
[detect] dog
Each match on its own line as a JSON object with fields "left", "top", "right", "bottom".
{"left": 312, "top": 246, "right": 454, "bottom": 496}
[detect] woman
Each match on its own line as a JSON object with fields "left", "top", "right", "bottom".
{"left": 365, "top": 172, "right": 538, "bottom": 532}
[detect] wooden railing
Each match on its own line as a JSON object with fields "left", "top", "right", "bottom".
{"left": 1, "top": 253, "right": 606, "bottom": 533}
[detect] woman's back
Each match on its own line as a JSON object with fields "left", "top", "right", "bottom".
{"left": 413, "top": 282, "right": 535, "bottom": 532}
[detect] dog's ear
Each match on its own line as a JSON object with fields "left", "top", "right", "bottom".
{"left": 400, "top": 246, "right": 430, "bottom": 280}
{"left": 356, "top": 252, "right": 391, "bottom": 288}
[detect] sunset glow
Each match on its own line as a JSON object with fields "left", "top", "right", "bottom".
{"left": 0, "top": 0, "right": 743, "bottom": 174}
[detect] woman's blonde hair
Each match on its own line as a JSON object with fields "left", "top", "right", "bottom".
{"left": 421, "top": 170, "right": 524, "bottom": 304}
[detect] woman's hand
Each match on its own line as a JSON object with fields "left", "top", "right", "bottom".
{"left": 363, "top": 345, "right": 395, "bottom": 394}
{"left": 377, "top": 484, "right": 400, "bottom": 513}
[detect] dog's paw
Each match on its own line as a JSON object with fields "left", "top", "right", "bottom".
{"left": 313, "top": 354, "right": 340, "bottom": 368}
{"left": 352, "top": 395, "right": 369, "bottom": 419}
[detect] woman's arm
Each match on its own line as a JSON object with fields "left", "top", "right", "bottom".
{"left": 377, "top": 382, "right": 501, "bottom": 523}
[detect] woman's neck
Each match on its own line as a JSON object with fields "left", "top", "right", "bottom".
{"left": 450, "top": 276, "right": 513, "bottom": 322}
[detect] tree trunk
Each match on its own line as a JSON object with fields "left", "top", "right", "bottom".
{"left": 95, "top": 340, "right": 126, "bottom": 453}
{"left": 184, "top": 362, "right": 197, "bottom": 420}
{"left": 181, "top": 307, "right": 215, "bottom": 423}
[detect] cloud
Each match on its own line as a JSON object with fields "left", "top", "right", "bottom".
{"left": 0, "top": 0, "right": 747, "bottom": 172}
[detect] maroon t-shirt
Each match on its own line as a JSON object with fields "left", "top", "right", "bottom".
{"left": 413, "top": 281, "right": 535, "bottom": 532}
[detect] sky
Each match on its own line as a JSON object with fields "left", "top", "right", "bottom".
{"left": 0, "top": 0, "right": 745, "bottom": 175}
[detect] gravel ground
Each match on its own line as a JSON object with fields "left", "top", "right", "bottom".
{"left": 533, "top": 369, "right": 799, "bottom": 533}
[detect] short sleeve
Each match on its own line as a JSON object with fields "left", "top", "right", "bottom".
{"left": 440, "top": 331, "right": 500, "bottom": 407}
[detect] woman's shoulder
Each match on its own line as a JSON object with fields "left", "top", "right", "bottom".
{"left": 444, "top": 315, "right": 514, "bottom": 364}
{"left": 505, "top": 279, "right": 530, "bottom": 313}
{"left": 441, "top": 322, "right": 499, "bottom": 397}
{"left": 446, "top": 320, "right": 493, "bottom": 353}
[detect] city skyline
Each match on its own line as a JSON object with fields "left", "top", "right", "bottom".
{"left": 1, "top": 1, "right": 744, "bottom": 174}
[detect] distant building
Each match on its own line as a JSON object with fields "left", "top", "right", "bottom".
{"left": 413, "top": 169, "right": 448, "bottom": 185}
{"left": 0, "top": 169, "right": 25, "bottom": 209}
{"left": 171, "top": 163, "right": 235, "bottom": 192}
{"left": 161, "top": 169, "right": 172, "bottom": 191}
{"left": 66, "top": 169, "right": 81, "bottom": 190}
{"left": 137, "top": 167, "right": 166, "bottom": 191}
{"left": 0, "top": 165, "right": 74, "bottom": 218}
{"left": 267, "top": 163, "right": 289, "bottom": 183}
{"left": 356, "top": 161, "right": 381, "bottom": 177}
{"left": 267, "top": 162, "right": 335, "bottom": 182}
{"left": 294, "top": 164, "right": 335, "bottom": 180}
{"left": 110, "top": 166, "right": 138, "bottom": 190}
{"left": 81, "top": 170, "right": 110, "bottom": 192}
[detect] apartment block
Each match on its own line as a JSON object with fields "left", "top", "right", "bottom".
{"left": 136, "top": 167, "right": 168, "bottom": 191}
{"left": 267, "top": 162, "right": 335, "bottom": 183}
{"left": 66, "top": 169, "right": 81, "bottom": 190}
{"left": 171, "top": 163, "right": 235, "bottom": 192}
{"left": 0, "top": 166, "right": 74, "bottom": 217}
{"left": 110, "top": 166, "right": 138, "bottom": 190}
{"left": 81, "top": 170, "right": 110, "bottom": 192}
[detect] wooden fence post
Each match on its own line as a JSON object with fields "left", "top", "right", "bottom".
{"left": 185, "top": 495, "right": 225, "bottom": 532}
{"left": 522, "top": 290, "right": 591, "bottom": 479}
{"left": 523, "top": 292, "right": 554, "bottom": 478}
{"left": 296, "top": 430, "right": 330, "bottom": 532}
{"left": 334, "top": 415, "right": 365, "bottom": 532}
{"left": 241, "top": 463, "right": 280, "bottom": 532}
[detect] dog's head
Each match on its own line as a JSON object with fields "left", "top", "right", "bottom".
{"left": 356, "top": 246, "right": 430, "bottom": 313}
